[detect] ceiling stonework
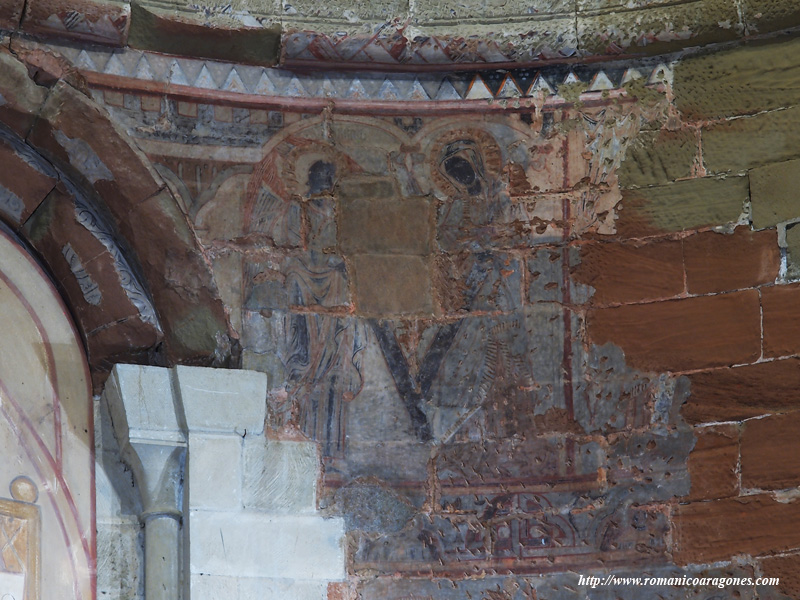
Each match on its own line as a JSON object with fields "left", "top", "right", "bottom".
{"left": 5, "top": 0, "right": 800, "bottom": 68}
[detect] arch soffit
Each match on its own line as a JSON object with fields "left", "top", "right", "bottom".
{"left": 0, "top": 47, "right": 230, "bottom": 387}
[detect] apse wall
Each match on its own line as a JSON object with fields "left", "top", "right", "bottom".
{"left": 1, "top": 22, "right": 800, "bottom": 600}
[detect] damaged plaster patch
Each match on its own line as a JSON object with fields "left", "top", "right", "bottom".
{"left": 62, "top": 243, "right": 102, "bottom": 305}
{"left": 54, "top": 130, "right": 113, "bottom": 183}
{"left": 0, "top": 185, "right": 24, "bottom": 223}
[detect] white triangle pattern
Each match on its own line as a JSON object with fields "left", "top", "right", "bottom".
{"left": 466, "top": 76, "right": 493, "bottom": 100}
{"left": 193, "top": 65, "right": 217, "bottom": 90}
{"left": 61, "top": 47, "right": 675, "bottom": 103}
{"left": 588, "top": 71, "right": 614, "bottom": 92}
{"left": 133, "top": 56, "right": 155, "bottom": 81}
{"left": 168, "top": 60, "right": 190, "bottom": 86}
{"left": 103, "top": 54, "right": 127, "bottom": 76}
{"left": 223, "top": 69, "right": 248, "bottom": 93}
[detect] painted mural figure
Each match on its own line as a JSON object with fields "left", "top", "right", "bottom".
{"left": 193, "top": 108, "right": 691, "bottom": 583}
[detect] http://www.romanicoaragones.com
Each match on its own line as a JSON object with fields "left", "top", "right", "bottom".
{"left": 578, "top": 574, "right": 780, "bottom": 589}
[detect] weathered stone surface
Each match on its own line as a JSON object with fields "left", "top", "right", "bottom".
{"left": 587, "top": 291, "right": 761, "bottom": 372}
{"left": 96, "top": 520, "right": 143, "bottom": 599}
{"left": 527, "top": 247, "right": 569, "bottom": 304}
{"left": 243, "top": 439, "right": 318, "bottom": 513}
{"left": 288, "top": 0, "right": 406, "bottom": 27}
{"left": 683, "top": 359, "right": 800, "bottom": 423}
{"left": 0, "top": 0, "right": 24, "bottom": 30}
{"left": 750, "top": 158, "right": 800, "bottom": 228}
{"left": 741, "top": 412, "right": 800, "bottom": 490}
{"left": 577, "top": 0, "right": 739, "bottom": 57}
{"left": 617, "top": 129, "right": 697, "bottom": 189}
{"left": 24, "top": 184, "right": 147, "bottom": 331}
{"left": 437, "top": 251, "right": 523, "bottom": 313}
{"left": 762, "top": 283, "right": 800, "bottom": 358}
{"left": 0, "top": 138, "right": 58, "bottom": 225}
{"left": 359, "top": 564, "right": 765, "bottom": 599}
{"left": 86, "top": 315, "right": 162, "bottom": 373}
{"left": 673, "top": 494, "right": 800, "bottom": 564}
{"left": 22, "top": 0, "right": 130, "bottom": 46}
{"left": 703, "top": 107, "right": 800, "bottom": 173}
{"left": 573, "top": 238, "right": 684, "bottom": 305}
{"left": 675, "top": 35, "right": 800, "bottom": 120}
{"left": 686, "top": 425, "right": 739, "bottom": 501}
{"left": 787, "top": 223, "right": 800, "bottom": 279}
{"left": 190, "top": 511, "right": 345, "bottom": 580}
{"left": 128, "top": 2, "right": 280, "bottom": 66}
{"left": 29, "top": 81, "right": 163, "bottom": 211}
{"left": 761, "top": 554, "right": 800, "bottom": 599}
{"left": 683, "top": 227, "right": 780, "bottom": 293}
{"left": 616, "top": 177, "right": 747, "bottom": 236}
{"left": 337, "top": 177, "right": 397, "bottom": 202}
{"left": 176, "top": 365, "right": 267, "bottom": 434}
{"left": 351, "top": 255, "right": 433, "bottom": 316}
{"left": 339, "top": 195, "right": 432, "bottom": 255}
{"left": 0, "top": 47, "right": 48, "bottom": 137}
{"left": 125, "top": 189, "right": 230, "bottom": 360}
{"left": 189, "top": 433, "right": 243, "bottom": 510}
{"left": 333, "top": 480, "right": 415, "bottom": 533}
{"left": 606, "top": 427, "right": 693, "bottom": 498}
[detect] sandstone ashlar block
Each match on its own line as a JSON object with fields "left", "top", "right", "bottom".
{"left": 189, "top": 433, "right": 243, "bottom": 511}
{"left": 96, "top": 519, "right": 144, "bottom": 599}
{"left": 243, "top": 438, "right": 318, "bottom": 514}
{"left": 686, "top": 425, "right": 739, "bottom": 501}
{"left": 616, "top": 176, "right": 747, "bottom": 236}
{"left": 587, "top": 290, "right": 761, "bottom": 372}
{"left": 339, "top": 195, "right": 433, "bottom": 255}
{"left": 0, "top": 138, "right": 57, "bottom": 225}
{"left": 190, "top": 511, "right": 345, "bottom": 581}
{"left": 175, "top": 365, "right": 267, "bottom": 435}
{"left": 191, "top": 574, "right": 239, "bottom": 600}
{"left": 573, "top": 238, "right": 684, "bottom": 305}
{"left": 761, "top": 283, "right": 800, "bottom": 357}
{"left": 238, "top": 577, "right": 328, "bottom": 600}
{"left": 105, "top": 364, "right": 183, "bottom": 444}
{"left": 750, "top": 158, "right": 800, "bottom": 229}
{"left": 0, "top": 48, "right": 48, "bottom": 137}
{"left": 617, "top": 129, "right": 698, "bottom": 188}
{"left": 683, "top": 227, "right": 780, "bottom": 293}
{"left": 351, "top": 254, "right": 434, "bottom": 316}
{"left": 741, "top": 411, "right": 800, "bottom": 490}
{"left": 760, "top": 553, "right": 800, "bottom": 599}
{"left": 337, "top": 176, "right": 396, "bottom": 202}
{"left": 683, "top": 358, "right": 800, "bottom": 424}
{"left": 673, "top": 494, "right": 800, "bottom": 564}
{"left": 703, "top": 107, "right": 800, "bottom": 173}
{"left": 674, "top": 34, "right": 800, "bottom": 120}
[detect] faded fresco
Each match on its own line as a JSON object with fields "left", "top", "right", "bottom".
{"left": 5, "top": 20, "right": 800, "bottom": 596}
{"left": 125, "top": 87, "right": 706, "bottom": 596}
{"left": 0, "top": 230, "right": 94, "bottom": 600}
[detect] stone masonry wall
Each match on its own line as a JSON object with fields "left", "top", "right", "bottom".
{"left": 5, "top": 28, "right": 800, "bottom": 600}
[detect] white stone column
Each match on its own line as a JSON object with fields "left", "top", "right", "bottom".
{"left": 103, "top": 365, "right": 188, "bottom": 600}
{"left": 101, "top": 363, "right": 347, "bottom": 600}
